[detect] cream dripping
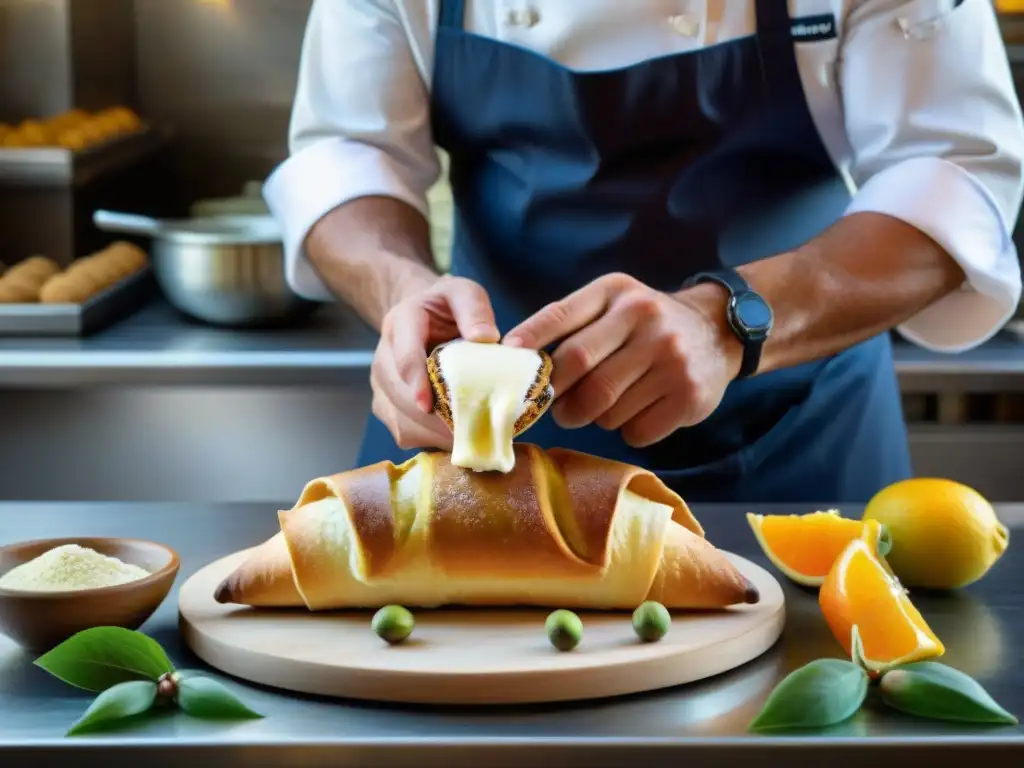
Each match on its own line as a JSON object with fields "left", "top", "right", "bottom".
{"left": 436, "top": 341, "right": 545, "bottom": 473}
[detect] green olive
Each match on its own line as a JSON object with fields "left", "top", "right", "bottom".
{"left": 371, "top": 604, "right": 415, "bottom": 644}
{"left": 632, "top": 601, "right": 671, "bottom": 643}
{"left": 545, "top": 609, "right": 583, "bottom": 651}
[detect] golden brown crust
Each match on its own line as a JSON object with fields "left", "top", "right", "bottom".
{"left": 546, "top": 447, "right": 704, "bottom": 538}
{"left": 213, "top": 534, "right": 304, "bottom": 606}
{"left": 646, "top": 524, "right": 759, "bottom": 607}
{"left": 285, "top": 460, "right": 400, "bottom": 581}
{"left": 426, "top": 348, "right": 453, "bottom": 428}
{"left": 333, "top": 464, "right": 398, "bottom": 578}
{"left": 428, "top": 444, "right": 596, "bottom": 579}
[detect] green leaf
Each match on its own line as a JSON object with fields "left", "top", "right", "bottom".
{"left": 66, "top": 680, "right": 158, "bottom": 736}
{"left": 176, "top": 676, "right": 264, "bottom": 721}
{"left": 749, "top": 659, "right": 869, "bottom": 733}
{"left": 880, "top": 662, "right": 1018, "bottom": 725}
{"left": 35, "top": 626, "right": 175, "bottom": 692}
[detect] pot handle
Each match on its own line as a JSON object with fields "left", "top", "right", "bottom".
{"left": 93, "top": 210, "right": 165, "bottom": 237}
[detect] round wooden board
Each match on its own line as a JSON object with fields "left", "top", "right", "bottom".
{"left": 178, "top": 550, "right": 785, "bottom": 705}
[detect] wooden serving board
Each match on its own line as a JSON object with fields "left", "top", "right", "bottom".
{"left": 178, "top": 550, "right": 785, "bottom": 705}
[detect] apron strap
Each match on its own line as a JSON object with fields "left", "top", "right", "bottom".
{"left": 439, "top": 0, "right": 465, "bottom": 30}
{"left": 755, "top": 0, "right": 801, "bottom": 99}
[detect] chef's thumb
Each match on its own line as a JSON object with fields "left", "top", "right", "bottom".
{"left": 442, "top": 278, "right": 500, "bottom": 343}
{"left": 386, "top": 302, "right": 435, "bottom": 413}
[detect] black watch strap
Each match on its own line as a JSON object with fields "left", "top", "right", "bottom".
{"left": 682, "top": 269, "right": 773, "bottom": 379}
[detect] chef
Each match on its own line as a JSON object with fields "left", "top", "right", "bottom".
{"left": 265, "top": 0, "right": 1024, "bottom": 503}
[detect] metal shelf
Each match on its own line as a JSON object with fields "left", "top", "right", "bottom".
{"left": 0, "top": 125, "right": 173, "bottom": 188}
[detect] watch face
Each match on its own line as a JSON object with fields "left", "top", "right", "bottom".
{"left": 733, "top": 293, "right": 773, "bottom": 335}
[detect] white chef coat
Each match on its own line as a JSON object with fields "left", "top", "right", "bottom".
{"left": 264, "top": 0, "right": 1024, "bottom": 353}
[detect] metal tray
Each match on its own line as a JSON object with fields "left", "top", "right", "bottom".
{"left": 0, "top": 268, "right": 157, "bottom": 337}
{"left": 0, "top": 126, "right": 172, "bottom": 188}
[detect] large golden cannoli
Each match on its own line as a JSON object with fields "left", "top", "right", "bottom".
{"left": 215, "top": 444, "right": 758, "bottom": 611}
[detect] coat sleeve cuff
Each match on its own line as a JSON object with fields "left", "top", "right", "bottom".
{"left": 263, "top": 137, "right": 430, "bottom": 302}
{"left": 844, "top": 157, "right": 1022, "bottom": 353}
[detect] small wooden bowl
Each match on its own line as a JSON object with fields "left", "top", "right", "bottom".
{"left": 0, "top": 537, "right": 180, "bottom": 653}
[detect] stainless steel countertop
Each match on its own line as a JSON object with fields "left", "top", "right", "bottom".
{"left": 2, "top": 501, "right": 1023, "bottom": 767}
{"left": 0, "top": 300, "right": 1022, "bottom": 390}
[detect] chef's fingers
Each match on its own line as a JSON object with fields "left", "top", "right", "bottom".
{"left": 390, "top": 416, "right": 454, "bottom": 452}
{"left": 385, "top": 301, "right": 435, "bottom": 413}
{"left": 550, "top": 330, "right": 648, "bottom": 428}
{"left": 594, "top": 369, "right": 667, "bottom": 433}
{"left": 372, "top": 390, "right": 453, "bottom": 452}
{"left": 377, "top": 348, "right": 445, "bottom": 428}
{"left": 438, "top": 277, "right": 500, "bottom": 343}
{"left": 620, "top": 395, "right": 689, "bottom": 448}
{"left": 554, "top": 346, "right": 650, "bottom": 429}
{"left": 373, "top": 353, "right": 453, "bottom": 450}
{"left": 547, "top": 307, "right": 635, "bottom": 397}
{"left": 503, "top": 273, "right": 625, "bottom": 350}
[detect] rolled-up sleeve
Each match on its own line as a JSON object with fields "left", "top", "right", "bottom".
{"left": 263, "top": 0, "right": 439, "bottom": 301}
{"left": 840, "top": 0, "right": 1024, "bottom": 351}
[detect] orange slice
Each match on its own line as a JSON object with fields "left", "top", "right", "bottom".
{"left": 746, "top": 510, "right": 888, "bottom": 587}
{"left": 819, "top": 519, "right": 944, "bottom": 674}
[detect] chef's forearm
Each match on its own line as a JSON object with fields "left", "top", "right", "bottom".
{"left": 697, "top": 212, "right": 965, "bottom": 375}
{"left": 305, "top": 196, "right": 440, "bottom": 329}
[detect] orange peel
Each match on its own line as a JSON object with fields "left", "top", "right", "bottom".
{"left": 820, "top": 520, "right": 944, "bottom": 674}
{"left": 747, "top": 510, "right": 889, "bottom": 587}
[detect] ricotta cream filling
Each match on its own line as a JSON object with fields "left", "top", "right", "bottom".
{"left": 438, "top": 341, "right": 543, "bottom": 473}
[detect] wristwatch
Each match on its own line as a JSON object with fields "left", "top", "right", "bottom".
{"left": 681, "top": 269, "right": 773, "bottom": 379}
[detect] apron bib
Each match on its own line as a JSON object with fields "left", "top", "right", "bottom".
{"left": 357, "top": 0, "right": 913, "bottom": 504}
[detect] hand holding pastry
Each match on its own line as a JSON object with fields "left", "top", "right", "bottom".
{"left": 372, "top": 275, "right": 501, "bottom": 452}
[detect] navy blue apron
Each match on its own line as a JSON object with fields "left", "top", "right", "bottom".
{"left": 357, "top": 0, "right": 913, "bottom": 504}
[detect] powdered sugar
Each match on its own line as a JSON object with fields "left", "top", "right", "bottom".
{"left": 0, "top": 544, "right": 150, "bottom": 592}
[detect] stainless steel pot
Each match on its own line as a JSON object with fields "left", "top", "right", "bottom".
{"left": 93, "top": 210, "right": 317, "bottom": 327}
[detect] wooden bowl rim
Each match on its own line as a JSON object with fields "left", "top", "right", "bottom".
{"left": 0, "top": 536, "right": 180, "bottom": 600}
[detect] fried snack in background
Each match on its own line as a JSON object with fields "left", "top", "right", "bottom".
{"left": 0, "top": 256, "right": 61, "bottom": 303}
{"left": 0, "top": 106, "right": 143, "bottom": 151}
{"left": 39, "top": 241, "right": 148, "bottom": 304}
{"left": 0, "top": 281, "right": 39, "bottom": 303}
{"left": 7, "top": 255, "right": 61, "bottom": 282}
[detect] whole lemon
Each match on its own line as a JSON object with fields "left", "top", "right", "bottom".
{"left": 863, "top": 478, "right": 1009, "bottom": 589}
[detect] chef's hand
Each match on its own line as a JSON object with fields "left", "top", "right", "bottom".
{"left": 502, "top": 273, "right": 743, "bottom": 448}
{"left": 372, "top": 275, "right": 500, "bottom": 451}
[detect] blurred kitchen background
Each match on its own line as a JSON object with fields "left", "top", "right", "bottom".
{"left": 0, "top": 0, "right": 1022, "bottom": 505}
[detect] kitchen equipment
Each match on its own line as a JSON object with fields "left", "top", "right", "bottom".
{"left": 178, "top": 549, "right": 785, "bottom": 705}
{"left": 93, "top": 209, "right": 317, "bottom": 327}
{"left": 0, "top": 536, "right": 179, "bottom": 652}
{"left": 190, "top": 181, "right": 270, "bottom": 218}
